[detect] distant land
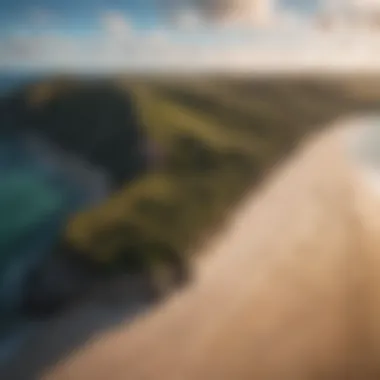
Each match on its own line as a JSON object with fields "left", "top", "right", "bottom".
{"left": 0, "top": 72, "right": 41, "bottom": 96}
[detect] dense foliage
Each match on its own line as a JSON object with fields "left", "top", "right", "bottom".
{"left": 59, "top": 75, "right": 380, "bottom": 272}
{"left": 1, "top": 73, "right": 380, "bottom": 329}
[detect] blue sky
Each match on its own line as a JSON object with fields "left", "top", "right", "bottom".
{"left": 0, "top": 0, "right": 378, "bottom": 73}
{"left": 0, "top": 0, "right": 163, "bottom": 36}
{"left": 0, "top": 0, "right": 315, "bottom": 36}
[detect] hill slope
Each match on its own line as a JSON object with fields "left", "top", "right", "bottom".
{"left": 62, "top": 74, "right": 380, "bottom": 272}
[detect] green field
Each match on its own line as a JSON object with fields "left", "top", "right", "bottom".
{"left": 61, "top": 74, "right": 380, "bottom": 279}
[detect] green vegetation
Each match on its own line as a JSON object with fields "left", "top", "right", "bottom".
{"left": 59, "top": 74, "right": 380, "bottom": 277}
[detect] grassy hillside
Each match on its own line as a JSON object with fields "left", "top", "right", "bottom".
{"left": 60, "top": 74, "right": 380, "bottom": 276}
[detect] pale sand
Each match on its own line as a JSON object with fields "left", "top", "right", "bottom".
{"left": 42, "top": 115, "right": 380, "bottom": 380}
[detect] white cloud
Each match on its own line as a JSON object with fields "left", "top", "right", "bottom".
{"left": 3, "top": 15, "right": 380, "bottom": 74}
{"left": 146, "top": 30, "right": 170, "bottom": 46}
{"left": 102, "top": 11, "right": 132, "bottom": 39}
{"left": 216, "top": 0, "right": 275, "bottom": 27}
{"left": 320, "top": 0, "right": 380, "bottom": 25}
{"left": 4, "top": 1, "right": 380, "bottom": 75}
{"left": 174, "top": 9, "right": 202, "bottom": 30}
{"left": 163, "top": 0, "right": 277, "bottom": 28}
{"left": 349, "top": 0, "right": 380, "bottom": 11}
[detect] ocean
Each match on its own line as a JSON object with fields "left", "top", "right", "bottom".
{"left": 0, "top": 70, "right": 113, "bottom": 365}
{"left": 0, "top": 71, "right": 42, "bottom": 96}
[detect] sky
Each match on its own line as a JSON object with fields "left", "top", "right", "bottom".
{"left": 1, "top": 0, "right": 380, "bottom": 73}
{"left": 0, "top": 0, "right": 315, "bottom": 35}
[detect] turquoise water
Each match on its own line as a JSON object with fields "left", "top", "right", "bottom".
{"left": 0, "top": 130, "right": 99, "bottom": 362}
{"left": 0, "top": 71, "right": 82, "bottom": 335}
{"left": 0, "top": 72, "right": 117, "bottom": 364}
{"left": 0, "top": 73, "right": 113, "bottom": 317}
{"left": 0, "top": 134, "right": 81, "bottom": 311}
